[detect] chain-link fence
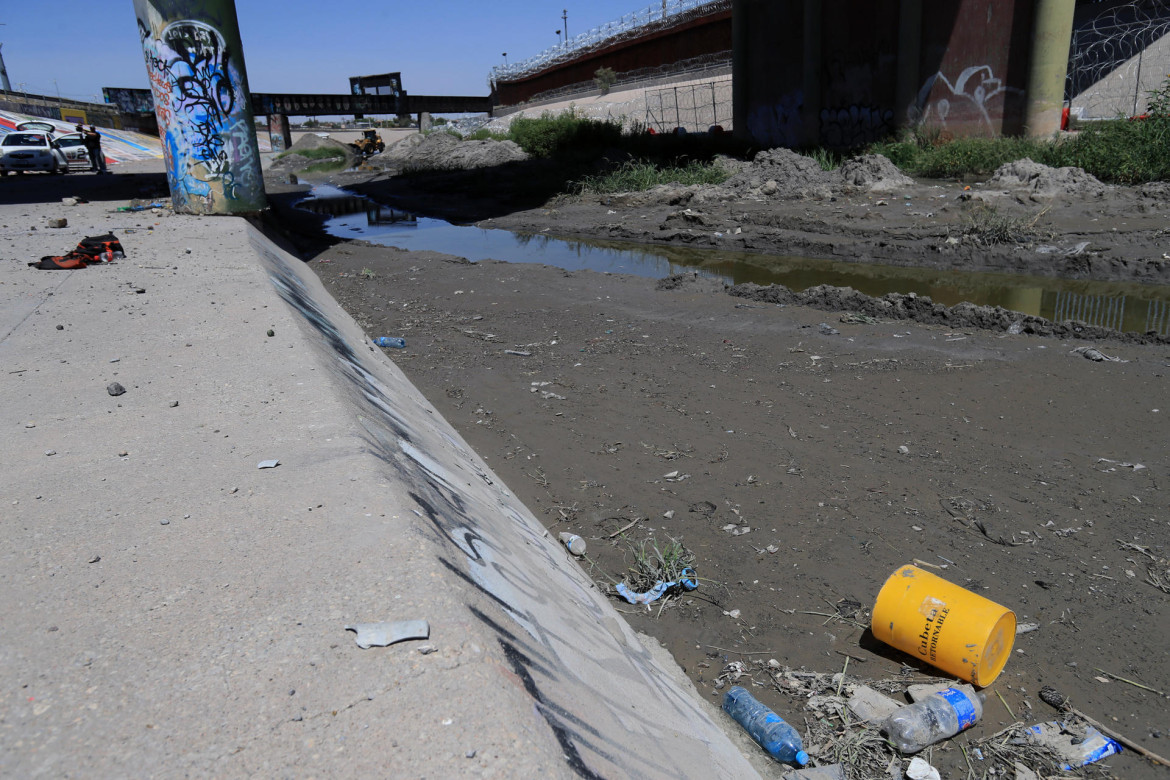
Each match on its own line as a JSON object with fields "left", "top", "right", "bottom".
{"left": 644, "top": 77, "right": 733, "bottom": 133}
{"left": 1066, "top": 0, "right": 1170, "bottom": 120}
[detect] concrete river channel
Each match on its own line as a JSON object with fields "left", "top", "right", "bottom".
{"left": 298, "top": 185, "right": 1170, "bottom": 336}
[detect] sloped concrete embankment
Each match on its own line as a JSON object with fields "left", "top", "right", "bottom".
{"left": 0, "top": 198, "right": 757, "bottom": 778}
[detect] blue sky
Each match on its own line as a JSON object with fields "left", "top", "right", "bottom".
{"left": 2, "top": 1, "right": 650, "bottom": 102}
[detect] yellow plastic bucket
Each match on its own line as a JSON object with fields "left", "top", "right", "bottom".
{"left": 872, "top": 564, "right": 1016, "bottom": 686}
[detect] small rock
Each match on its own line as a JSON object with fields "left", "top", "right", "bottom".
{"left": 159, "top": 519, "right": 170, "bottom": 525}
{"left": 47, "top": 217, "right": 68, "bottom": 228}
{"left": 88, "top": 555, "right": 101, "bottom": 563}
{"left": 185, "top": 248, "right": 192, "bottom": 254}
{"left": 107, "top": 382, "right": 126, "bottom": 397}
{"left": 25, "top": 422, "right": 36, "bottom": 428}
{"left": 169, "top": 401, "right": 179, "bottom": 408}
{"left": 118, "top": 450, "right": 129, "bottom": 457}
{"left": 56, "top": 324, "right": 64, "bottom": 330}
{"left": 898, "top": 445, "right": 910, "bottom": 454}
{"left": 134, "top": 288, "right": 145, "bottom": 294}
{"left": 417, "top": 644, "right": 437, "bottom": 655}
{"left": 465, "top": 749, "right": 477, "bottom": 759}
{"left": 266, "top": 329, "right": 274, "bottom": 337}
{"left": 62, "top": 197, "right": 78, "bottom": 206}
{"left": 45, "top": 450, "right": 56, "bottom": 456}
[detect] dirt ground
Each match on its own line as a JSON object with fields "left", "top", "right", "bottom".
{"left": 269, "top": 142, "right": 1170, "bottom": 778}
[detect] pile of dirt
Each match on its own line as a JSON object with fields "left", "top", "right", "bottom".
{"left": 372, "top": 132, "right": 529, "bottom": 172}
{"left": 270, "top": 133, "right": 358, "bottom": 170}
{"left": 989, "top": 158, "right": 1108, "bottom": 198}
{"left": 722, "top": 147, "right": 835, "bottom": 199}
{"left": 837, "top": 153, "right": 915, "bottom": 191}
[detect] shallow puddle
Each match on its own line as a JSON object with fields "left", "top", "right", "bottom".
{"left": 299, "top": 186, "right": 1170, "bottom": 335}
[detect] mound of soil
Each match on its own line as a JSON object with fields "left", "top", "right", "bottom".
{"left": 722, "top": 147, "right": 835, "bottom": 199}
{"left": 989, "top": 158, "right": 1108, "bottom": 199}
{"left": 371, "top": 132, "right": 529, "bottom": 172}
{"left": 837, "top": 153, "right": 915, "bottom": 191}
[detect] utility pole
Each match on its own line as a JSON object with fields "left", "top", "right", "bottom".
{"left": 562, "top": 9, "right": 568, "bottom": 45}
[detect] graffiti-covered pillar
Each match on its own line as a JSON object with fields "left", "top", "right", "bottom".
{"left": 133, "top": 0, "right": 266, "bottom": 214}
{"left": 1024, "top": 0, "right": 1076, "bottom": 137}
{"left": 268, "top": 114, "right": 291, "bottom": 153}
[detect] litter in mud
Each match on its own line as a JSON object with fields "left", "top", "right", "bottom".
{"left": 615, "top": 567, "right": 697, "bottom": 604}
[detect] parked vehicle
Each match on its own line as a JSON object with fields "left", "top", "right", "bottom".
{"left": 53, "top": 132, "right": 92, "bottom": 170}
{"left": 1, "top": 132, "right": 68, "bottom": 175}
{"left": 1, "top": 121, "right": 69, "bottom": 176}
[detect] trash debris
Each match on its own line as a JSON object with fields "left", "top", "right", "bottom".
{"left": 558, "top": 532, "right": 587, "bottom": 556}
{"left": 346, "top": 620, "right": 430, "bottom": 649}
{"left": 1072, "top": 345, "right": 1126, "bottom": 362}
{"left": 846, "top": 685, "right": 903, "bottom": 723}
{"left": 373, "top": 336, "right": 406, "bottom": 348}
{"left": 1022, "top": 721, "right": 1123, "bottom": 769}
{"left": 905, "top": 756, "right": 941, "bottom": 780}
{"left": 106, "top": 382, "right": 126, "bottom": 397}
{"left": 871, "top": 564, "right": 1015, "bottom": 685}
{"left": 785, "top": 765, "right": 845, "bottom": 780}
{"left": 504, "top": 349, "right": 531, "bottom": 356}
{"left": 257, "top": 459, "right": 280, "bottom": 469}
{"left": 818, "top": 323, "right": 840, "bottom": 335}
{"left": 1016, "top": 621, "right": 1040, "bottom": 634}
{"left": 615, "top": 567, "right": 697, "bottom": 604}
{"left": 882, "top": 687, "right": 985, "bottom": 753}
{"left": 1040, "top": 684, "right": 1170, "bottom": 766}
{"left": 723, "top": 685, "right": 809, "bottom": 766}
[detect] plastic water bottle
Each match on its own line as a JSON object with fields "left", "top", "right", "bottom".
{"left": 558, "top": 532, "right": 586, "bottom": 556}
{"left": 722, "top": 686, "right": 809, "bottom": 766}
{"left": 373, "top": 336, "right": 406, "bottom": 348}
{"left": 882, "top": 688, "right": 985, "bottom": 754}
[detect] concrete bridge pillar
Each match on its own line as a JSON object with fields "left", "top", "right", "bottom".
{"left": 268, "top": 114, "right": 292, "bottom": 153}
{"left": 1025, "top": 0, "right": 1076, "bottom": 137}
{"left": 133, "top": 0, "right": 267, "bottom": 214}
{"left": 418, "top": 112, "right": 433, "bottom": 132}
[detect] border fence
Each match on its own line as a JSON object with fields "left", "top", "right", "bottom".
{"left": 490, "top": 0, "right": 729, "bottom": 87}
{"left": 1066, "top": 0, "right": 1170, "bottom": 120}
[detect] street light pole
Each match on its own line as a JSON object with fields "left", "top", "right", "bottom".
{"left": 562, "top": 9, "right": 568, "bottom": 45}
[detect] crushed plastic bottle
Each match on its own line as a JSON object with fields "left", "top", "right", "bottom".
{"left": 373, "top": 336, "right": 406, "bottom": 348}
{"left": 883, "top": 687, "right": 985, "bottom": 754}
{"left": 722, "top": 686, "right": 809, "bottom": 766}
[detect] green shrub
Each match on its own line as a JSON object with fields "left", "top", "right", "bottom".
{"left": 463, "top": 128, "right": 511, "bottom": 142}
{"left": 594, "top": 67, "right": 617, "bottom": 96}
{"left": 508, "top": 111, "right": 624, "bottom": 158}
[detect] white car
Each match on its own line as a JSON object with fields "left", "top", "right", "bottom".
{"left": 0, "top": 121, "right": 69, "bottom": 175}
{"left": 53, "top": 132, "right": 92, "bottom": 170}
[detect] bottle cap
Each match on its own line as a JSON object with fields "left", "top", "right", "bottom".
{"left": 795, "top": 750, "right": 809, "bottom": 766}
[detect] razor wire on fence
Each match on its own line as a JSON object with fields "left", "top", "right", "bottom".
{"left": 1066, "top": 0, "right": 1170, "bottom": 119}
{"left": 495, "top": 50, "right": 731, "bottom": 113}
{"left": 490, "top": 0, "right": 730, "bottom": 86}
{"left": 644, "top": 77, "right": 733, "bottom": 133}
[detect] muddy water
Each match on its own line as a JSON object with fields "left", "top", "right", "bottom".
{"left": 298, "top": 187, "right": 1170, "bottom": 335}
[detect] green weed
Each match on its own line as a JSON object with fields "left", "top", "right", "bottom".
{"left": 574, "top": 159, "right": 730, "bottom": 194}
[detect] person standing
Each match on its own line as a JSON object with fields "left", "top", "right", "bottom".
{"left": 83, "top": 126, "right": 108, "bottom": 174}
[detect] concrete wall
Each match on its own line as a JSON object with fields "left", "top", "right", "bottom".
{"left": 250, "top": 227, "right": 761, "bottom": 779}
{"left": 735, "top": 0, "right": 1038, "bottom": 148}
{"left": 495, "top": 10, "right": 732, "bottom": 106}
